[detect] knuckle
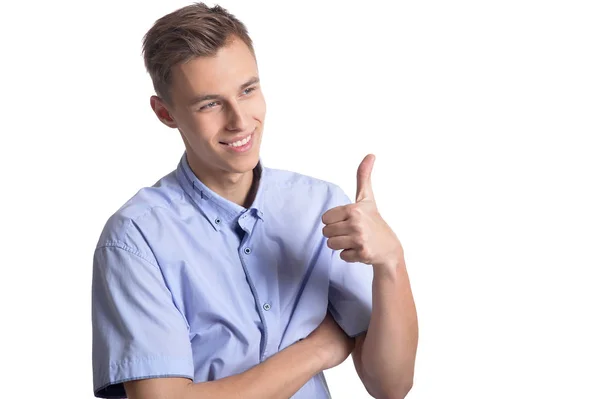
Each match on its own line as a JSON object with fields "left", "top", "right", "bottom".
{"left": 359, "top": 247, "right": 370, "bottom": 260}
{"left": 348, "top": 205, "right": 362, "bottom": 217}
{"left": 350, "top": 217, "right": 362, "bottom": 230}
{"left": 356, "top": 232, "right": 368, "bottom": 245}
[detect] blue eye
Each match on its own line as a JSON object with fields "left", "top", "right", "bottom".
{"left": 242, "top": 87, "right": 256, "bottom": 95}
{"left": 200, "top": 101, "right": 219, "bottom": 110}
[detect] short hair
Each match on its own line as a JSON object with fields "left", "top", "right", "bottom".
{"left": 142, "top": 2, "right": 254, "bottom": 104}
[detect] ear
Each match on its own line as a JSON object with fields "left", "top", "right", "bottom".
{"left": 150, "top": 95, "right": 178, "bottom": 128}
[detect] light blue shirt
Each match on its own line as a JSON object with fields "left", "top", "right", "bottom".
{"left": 92, "top": 154, "right": 373, "bottom": 398}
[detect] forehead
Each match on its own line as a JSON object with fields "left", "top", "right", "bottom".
{"left": 170, "top": 37, "right": 258, "bottom": 101}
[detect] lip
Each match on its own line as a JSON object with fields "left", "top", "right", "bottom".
{"left": 219, "top": 131, "right": 255, "bottom": 153}
{"left": 219, "top": 131, "right": 254, "bottom": 145}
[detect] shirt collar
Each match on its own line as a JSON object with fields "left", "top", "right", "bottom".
{"left": 175, "top": 152, "right": 266, "bottom": 230}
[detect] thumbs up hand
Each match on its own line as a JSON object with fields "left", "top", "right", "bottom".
{"left": 322, "top": 154, "right": 404, "bottom": 268}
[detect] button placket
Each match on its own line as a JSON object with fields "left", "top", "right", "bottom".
{"left": 237, "top": 213, "right": 277, "bottom": 361}
{"left": 261, "top": 300, "right": 279, "bottom": 361}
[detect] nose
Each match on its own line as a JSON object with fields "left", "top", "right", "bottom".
{"left": 225, "top": 101, "right": 250, "bottom": 132}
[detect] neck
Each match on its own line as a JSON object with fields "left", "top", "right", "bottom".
{"left": 187, "top": 155, "right": 258, "bottom": 208}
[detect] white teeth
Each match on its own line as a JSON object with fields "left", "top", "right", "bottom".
{"left": 227, "top": 134, "right": 251, "bottom": 147}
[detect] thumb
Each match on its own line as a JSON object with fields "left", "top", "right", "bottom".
{"left": 356, "top": 154, "right": 376, "bottom": 202}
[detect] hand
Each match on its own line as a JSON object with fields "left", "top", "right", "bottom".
{"left": 306, "top": 313, "right": 355, "bottom": 370}
{"left": 322, "top": 154, "right": 404, "bottom": 268}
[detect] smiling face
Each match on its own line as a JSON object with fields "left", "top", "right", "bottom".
{"left": 151, "top": 36, "right": 266, "bottom": 184}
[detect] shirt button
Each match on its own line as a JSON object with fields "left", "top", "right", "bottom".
{"left": 263, "top": 303, "right": 271, "bottom": 311}
{"left": 244, "top": 247, "right": 252, "bottom": 255}
{"left": 215, "top": 217, "right": 221, "bottom": 225}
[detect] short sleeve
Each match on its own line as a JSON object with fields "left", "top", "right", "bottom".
{"left": 92, "top": 242, "right": 194, "bottom": 398}
{"left": 326, "top": 186, "right": 374, "bottom": 337}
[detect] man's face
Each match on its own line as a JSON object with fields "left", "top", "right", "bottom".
{"left": 156, "top": 36, "right": 266, "bottom": 179}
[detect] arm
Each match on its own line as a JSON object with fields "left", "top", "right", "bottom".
{"left": 125, "top": 313, "right": 354, "bottom": 399}
{"left": 93, "top": 236, "right": 353, "bottom": 398}
{"left": 322, "top": 154, "right": 418, "bottom": 399}
{"left": 125, "top": 338, "right": 320, "bottom": 399}
{"left": 353, "top": 255, "right": 418, "bottom": 399}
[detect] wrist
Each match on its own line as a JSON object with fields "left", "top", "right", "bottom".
{"left": 373, "top": 250, "right": 406, "bottom": 279}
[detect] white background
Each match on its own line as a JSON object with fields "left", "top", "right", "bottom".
{"left": 1, "top": 0, "right": 599, "bottom": 398}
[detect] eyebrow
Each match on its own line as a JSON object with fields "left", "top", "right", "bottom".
{"left": 188, "top": 77, "right": 260, "bottom": 107}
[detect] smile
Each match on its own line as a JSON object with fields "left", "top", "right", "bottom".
{"left": 224, "top": 133, "right": 252, "bottom": 148}
{"left": 219, "top": 131, "right": 255, "bottom": 153}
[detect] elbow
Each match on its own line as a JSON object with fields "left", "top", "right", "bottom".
{"left": 394, "top": 377, "right": 414, "bottom": 399}
{"left": 396, "top": 378, "right": 414, "bottom": 399}
{"left": 371, "top": 377, "right": 413, "bottom": 399}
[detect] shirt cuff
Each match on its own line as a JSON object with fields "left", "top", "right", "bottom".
{"left": 94, "top": 355, "right": 194, "bottom": 398}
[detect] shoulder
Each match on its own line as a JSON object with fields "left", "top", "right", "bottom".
{"left": 95, "top": 171, "right": 187, "bottom": 253}
{"left": 262, "top": 166, "right": 352, "bottom": 208}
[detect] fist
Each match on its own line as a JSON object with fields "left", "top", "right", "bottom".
{"left": 322, "top": 154, "right": 403, "bottom": 266}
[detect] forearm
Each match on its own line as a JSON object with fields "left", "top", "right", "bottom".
{"left": 360, "top": 257, "right": 418, "bottom": 398}
{"left": 125, "top": 338, "right": 325, "bottom": 399}
{"left": 190, "top": 339, "right": 324, "bottom": 399}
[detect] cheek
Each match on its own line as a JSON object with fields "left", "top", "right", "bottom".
{"left": 248, "top": 94, "right": 266, "bottom": 121}
{"left": 187, "top": 114, "right": 223, "bottom": 140}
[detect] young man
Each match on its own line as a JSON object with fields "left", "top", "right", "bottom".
{"left": 92, "top": 3, "right": 418, "bottom": 399}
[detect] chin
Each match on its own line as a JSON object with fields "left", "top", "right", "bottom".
{"left": 220, "top": 140, "right": 262, "bottom": 174}
{"left": 214, "top": 146, "right": 257, "bottom": 172}
{"left": 227, "top": 155, "right": 260, "bottom": 174}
